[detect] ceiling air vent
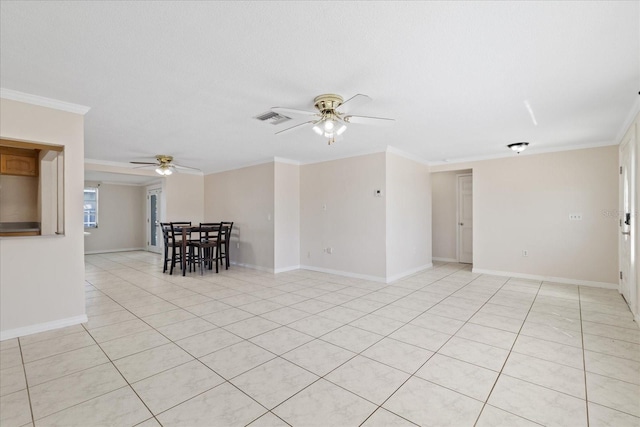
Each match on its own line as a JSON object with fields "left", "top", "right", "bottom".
{"left": 254, "top": 111, "right": 291, "bottom": 125}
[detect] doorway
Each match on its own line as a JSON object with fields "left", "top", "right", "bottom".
{"left": 457, "top": 174, "right": 473, "bottom": 264}
{"left": 147, "top": 188, "right": 163, "bottom": 254}
{"left": 619, "top": 131, "right": 636, "bottom": 315}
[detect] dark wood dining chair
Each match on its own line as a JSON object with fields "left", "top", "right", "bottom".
{"left": 219, "top": 221, "right": 234, "bottom": 270}
{"left": 188, "top": 223, "right": 221, "bottom": 274}
{"left": 162, "top": 222, "right": 185, "bottom": 275}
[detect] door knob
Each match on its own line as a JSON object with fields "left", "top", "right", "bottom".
{"left": 459, "top": 222, "right": 464, "bottom": 226}
{"left": 622, "top": 231, "right": 631, "bottom": 235}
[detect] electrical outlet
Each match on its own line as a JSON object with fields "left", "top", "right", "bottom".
{"left": 569, "top": 214, "right": 582, "bottom": 221}
{"left": 327, "top": 247, "right": 333, "bottom": 254}
{"left": 322, "top": 204, "right": 327, "bottom": 211}
{"left": 374, "top": 189, "right": 383, "bottom": 197}
{"left": 307, "top": 251, "right": 311, "bottom": 258}
{"left": 522, "top": 250, "right": 528, "bottom": 257}
{"left": 236, "top": 242, "right": 240, "bottom": 249}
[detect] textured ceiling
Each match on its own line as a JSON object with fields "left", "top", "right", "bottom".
{"left": 1, "top": 1, "right": 638, "bottom": 173}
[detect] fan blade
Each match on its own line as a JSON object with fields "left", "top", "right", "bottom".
{"left": 344, "top": 115, "right": 395, "bottom": 125}
{"left": 271, "top": 107, "right": 317, "bottom": 117}
{"left": 172, "top": 163, "right": 201, "bottom": 172}
{"left": 132, "top": 165, "right": 155, "bottom": 169}
{"left": 130, "top": 161, "right": 158, "bottom": 165}
{"left": 275, "top": 120, "right": 315, "bottom": 135}
{"left": 337, "top": 94, "right": 372, "bottom": 114}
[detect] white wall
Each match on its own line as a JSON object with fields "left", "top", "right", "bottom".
{"left": 431, "top": 169, "right": 472, "bottom": 261}
{"left": 83, "top": 183, "right": 146, "bottom": 253}
{"left": 274, "top": 162, "right": 300, "bottom": 272}
{"left": 300, "top": 153, "right": 387, "bottom": 280}
{"left": 204, "top": 162, "right": 275, "bottom": 271}
{"left": 386, "top": 152, "right": 432, "bottom": 280}
{"left": 432, "top": 145, "right": 618, "bottom": 285}
{"left": 0, "top": 98, "right": 86, "bottom": 339}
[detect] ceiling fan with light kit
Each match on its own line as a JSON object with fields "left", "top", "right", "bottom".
{"left": 259, "top": 94, "right": 395, "bottom": 145}
{"left": 129, "top": 155, "right": 200, "bottom": 176}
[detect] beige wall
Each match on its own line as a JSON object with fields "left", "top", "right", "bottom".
{"left": 204, "top": 162, "right": 275, "bottom": 271}
{"left": 386, "top": 153, "right": 432, "bottom": 279}
{"left": 164, "top": 172, "right": 204, "bottom": 223}
{"left": 431, "top": 169, "right": 472, "bottom": 261}
{"left": 432, "top": 145, "right": 618, "bottom": 284}
{"left": 300, "top": 153, "right": 387, "bottom": 279}
{"left": 0, "top": 175, "right": 38, "bottom": 222}
{"left": 274, "top": 162, "right": 300, "bottom": 271}
{"left": 0, "top": 98, "right": 85, "bottom": 338}
{"left": 83, "top": 183, "right": 146, "bottom": 253}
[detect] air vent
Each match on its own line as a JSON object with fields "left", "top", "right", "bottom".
{"left": 254, "top": 111, "right": 291, "bottom": 125}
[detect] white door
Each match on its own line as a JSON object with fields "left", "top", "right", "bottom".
{"left": 458, "top": 174, "right": 473, "bottom": 264}
{"left": 147, "top": 188, "right": 163, "bottom": 254}
{"left": 620, "top": 134, "right": 636, "bottom": 314}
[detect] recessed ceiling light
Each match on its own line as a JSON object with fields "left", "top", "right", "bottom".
{"left": 507, "top": 142, "right": 530, "bottom": 154}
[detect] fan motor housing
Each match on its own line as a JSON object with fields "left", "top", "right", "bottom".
{"left": 314, "top": 94, "right": 343, "bottom": 113}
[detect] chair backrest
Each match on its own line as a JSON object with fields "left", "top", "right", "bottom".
{"left": 170, "top": 221, "right": 192, "bottom": 239}
{"left": 220, "top": 222, "right": 234, "bottom": 240}
{"left": 199, "top": 223, "right": 221, "bottom": 241}
{"left": 160, "top": 222, "right": 172, "bottom": 244}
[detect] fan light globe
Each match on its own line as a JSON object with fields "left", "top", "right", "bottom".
{"left": 164, "top": 168, "right": 173, "bottom": 176}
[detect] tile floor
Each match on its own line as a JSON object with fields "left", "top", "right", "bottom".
{"left": 1, "top": 251, "right": 639, "bottom": 426}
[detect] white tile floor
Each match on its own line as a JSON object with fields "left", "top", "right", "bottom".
{"left": 1, "top": 251, "right": 639, "bottom": 426}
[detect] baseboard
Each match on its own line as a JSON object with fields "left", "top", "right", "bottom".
{"left": 386, "top": 263, "right": 434, "bottom": 283}
{"left": 84, "top": 247, "right": 146, "bottom": 255}
{"left": 432, "top": 257, "right": 458, "bottom": 263}
{"left": 299, "top": 265, "right": 386, "bottom": 283}
{"left": 274, "top": 265, "right": 301, "bottom": 274}
{"left": 230, "top": 261, "right": 274, "bottom": 273}
{"left": 0, "top": 314, "right": 88, "bottom": 341}
{"left": 229, "top": 262, "right": 301, "bottom": 274}
{"left": 471, "top": 268, "right": 618, "bottom": 289}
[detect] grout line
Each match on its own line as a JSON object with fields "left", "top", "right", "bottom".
{"left": 16, "top": 338, "right": 36, "bottom": 426}
{"left": 579, "top": 286, "right": 591, "bottom": 427}
{"left": 471, "top": 279, "right": 543, "bottom": 426}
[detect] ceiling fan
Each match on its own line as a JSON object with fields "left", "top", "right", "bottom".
{"left": 270, "top": 94, "right": 394, "bottom": 145}
{"left": 129, "top": 155, "right": 200, "bottom": 176}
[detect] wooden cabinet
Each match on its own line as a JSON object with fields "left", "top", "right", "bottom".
{"left": 0, "top": 147, "right": 38, "bottom": 176}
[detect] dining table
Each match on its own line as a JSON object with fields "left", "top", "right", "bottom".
{"left": 176, "top": 224, "right": 224, "bottom": 276}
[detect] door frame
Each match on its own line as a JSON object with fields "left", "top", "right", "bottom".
{"left": 456, "top": 173, "right": 473, "bottom": 264}
{"left": 619, "top": 130, "right": 637, "bottom": 317}
{"left": 146, "top": 186, "right": 163, "bottom": 254}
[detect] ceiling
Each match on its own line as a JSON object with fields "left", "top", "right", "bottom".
{"left": 1, "top": 1, "right": 638, "bottom": 174}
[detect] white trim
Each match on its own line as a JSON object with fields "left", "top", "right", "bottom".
{"left": 432, "top": 257, "right": 458, "bottom": 263}
{"left": 635, "top": 312, "right": 640, "bottom": 325}
{"left": 297, "top": 147, "right": 388, "bottom": 166}
{"left": 614, "top": 99, "right": 640, "bottom": 145}
{"left": 274, "top": 265, "right": 301, "bottom": 274}
{"left": 85, "top": 158, "right": 203, "bottom": 176}
{"left": 273, "top": 157, "right": 300, "bottom": 166}
{"left": 205, "top": 158, "right": 276, "bottom": 175}
{"left": 84, "top": 247, "right": 146, "bottom": 255}
{"left": 85, "top": 158, "right": 141, "bottom": 168}
{"left": 99, "top": 180, "right": 156, "bottom": 187}
{"left": 472, "top": 268, "right": 617, "bottom": 289}
{"left": 0, "top": 88, "right": 91, "bottom": 115}
{"left": 386, "top": 146, "right": 429, "bottom": 165}
{"left": 230, "top": 261, "right": 274, "bottom": 273}
{"left": 299, "top": 265, "right": 386, "bottom": 283}
{"left": 427, "top": 140, "right": 618, "bottom": 167}
{"left": 0, "top": 314, "right": 88, "bottom": 341}
{"left": 386, "top": 263, "right": 433, "bottom": 283}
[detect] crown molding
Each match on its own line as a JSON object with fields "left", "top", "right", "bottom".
{"left": 273, "top": 156, "right": 300, "bottom": 165}
{"left": 0, "top": 88, "right": 91, "bottom": 115}
{"left": 427, "top": 140, "right": 617, "bottom": 167}
{"left": 386, "top": 146, "right": 429, "bottom": 165}
{"left": 614, "top": 96, "right": 640, "bottom": 145}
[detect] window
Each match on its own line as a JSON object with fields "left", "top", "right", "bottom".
{"left": 84, "top": 187, "right": 98, "bottom": 228}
